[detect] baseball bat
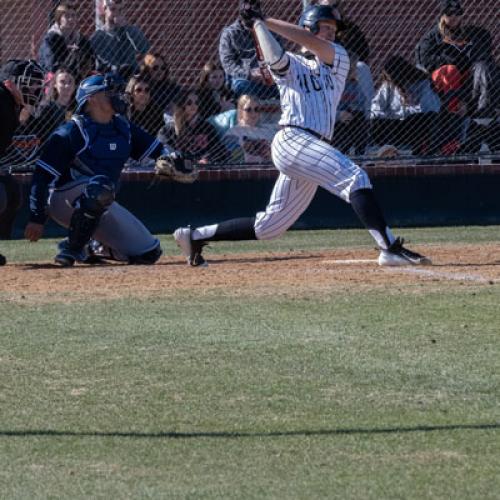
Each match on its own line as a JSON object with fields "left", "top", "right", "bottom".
{"left": 250, "top": 25, "right": 274, "bottom": 86}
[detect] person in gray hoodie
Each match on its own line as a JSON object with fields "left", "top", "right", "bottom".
{"left": 218, "top": 0, "right": 279, "bottom": 99}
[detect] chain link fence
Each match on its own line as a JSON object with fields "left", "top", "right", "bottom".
{"left": 0, "top": 0, "right": 498, "bottom": 172}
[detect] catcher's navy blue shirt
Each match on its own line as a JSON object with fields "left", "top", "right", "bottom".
{"left": 29, "top": 113, "right": 165, "bottom": 223}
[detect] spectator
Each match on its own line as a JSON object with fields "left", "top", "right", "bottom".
{"left": 159, "top": 90, "right": 228, "bottom": 164}
{"left": 415, "top": 0, "right": 497, "bottom": 118}
{"left": 47, "top": 67, "right": 77, "bottom": 117}
{"left": 140, "top": 52, "right": 181, "bottom": 120}
{"left": 219, "top": 0, "right": 279, "bottom": 99}
{"left": 416, "top": 0, "right": 493, "bottom": 74}
{"left": 223, "top": 94, "right": 277, "bottom": 163}
{"left": 90, "top": 0, "right": 150, "bottom": 75}
{"left": 370, "top": 55, "right": 441, "bottom": 154}
{"left": 38, "top": 2, "right": 94, "bottom": 80}
{"left": 416, "top": 0, "right": 498, "bottom": 153}
{"left": 332, "top": 54, "right": 368, "bottom": 155}
{"left": 125, "top": 75, "right": 164, "bottom": 136}
{"left": 197, "top": 62, "right": 235, "bottom": 119}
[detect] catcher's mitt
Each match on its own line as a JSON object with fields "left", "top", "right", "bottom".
{"left": 154, "top": 152, "right": 198, "bottom": 184}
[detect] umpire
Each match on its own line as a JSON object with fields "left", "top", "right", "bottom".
{"left": 0, "top": 59, "right": 45, "bottom": 265}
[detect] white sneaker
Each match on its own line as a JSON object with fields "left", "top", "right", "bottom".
{"left": 173, "top": 227, "right": 208, "bottom": 267}
{"left": 378, "top": 238, "right": 431, "bottom": 266}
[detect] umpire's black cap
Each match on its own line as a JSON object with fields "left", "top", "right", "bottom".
{"left": 440, "top": 0, "right": 464, "bottom": 16}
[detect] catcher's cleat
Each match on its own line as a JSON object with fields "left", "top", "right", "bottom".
{"left": 173, "top": 227, "right": 208, "bottom": 267}
{"left": 378, "top": 237, "right": 431, "bottom": 266}
{"left": 82, "top": 239, "right": 107, "bottom": 264}
{"left": 0, "top": 253, "right": 6, "bottom": 266}
{"left": 54, "top": 239, "right": 85, "bottom": 267}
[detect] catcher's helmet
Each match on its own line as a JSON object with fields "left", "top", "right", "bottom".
{"left": 0, "top": 59, "right": 45, "bottom": 106}
{"left": 75, "top": 73, "right": 128, "bottom": 114}
{"left": 299, "top": 5, "right": 344, "bottom": 34}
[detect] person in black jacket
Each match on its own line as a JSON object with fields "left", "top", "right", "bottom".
{"left": 38, "top": 2, "right": 94, "bottom": 80}
{"left": 0, "top": 60, "right": 45, "bottom": 265}
{"left": 415, "top": 0, "right": 493, "bottom": 74}
{"left": 415, "top": 0, "right": 498, "bottom": 152}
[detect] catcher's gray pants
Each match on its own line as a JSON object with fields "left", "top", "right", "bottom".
{"left": 49, "top": 179, "right": 159, "bottom": 259}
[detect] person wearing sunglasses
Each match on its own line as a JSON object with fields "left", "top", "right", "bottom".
{"left": 160, "top": 90, "right": 228, "bottom": 165}
{"left": 125, "top": 75, "right": 164, "bottom": 136}
{"left": 223, "top": 94, "right": 277, "bottom": 163}
{"left": 140, "top": 53, "right": 181, "bottom": 120}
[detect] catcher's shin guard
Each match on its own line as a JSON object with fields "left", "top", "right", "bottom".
{"left": 0, "top": 253, "right": 6, "bottom": 266}
{"left": 67, "top": 207, "right": 100, "bottom": 252}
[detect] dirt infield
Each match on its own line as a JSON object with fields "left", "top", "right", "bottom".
{"left": 1, "top": 243, "right": 500, "bottom": 303}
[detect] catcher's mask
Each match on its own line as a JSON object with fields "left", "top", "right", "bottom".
{"left": 75, "top": 73, "right": 128, "bottom": 114}
{"left": 0, "top": 59, "right": 45, "bottom": 107}
{"left": 299, "top": 5, "right": 345, "bottom": 34}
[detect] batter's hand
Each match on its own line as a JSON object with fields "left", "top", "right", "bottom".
{"left": 250, "top": 67, "right": 264, "bottom": 81}
{"left": 24, "top": 222, "right": 45, "bottom": 242}
{"left": 239, "top": 0, "right": 263, "bottom": 27}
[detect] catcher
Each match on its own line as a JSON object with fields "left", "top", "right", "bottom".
{"left": 24, "top": 72, "right": 197, "bottom": 266}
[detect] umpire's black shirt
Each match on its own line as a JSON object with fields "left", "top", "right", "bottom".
{"left": 0, "top": 82, "right": 20, "bottom": 157}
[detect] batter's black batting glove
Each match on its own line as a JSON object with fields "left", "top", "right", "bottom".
{"left": 239, "top": 0, "right": 264, "bottom": 27}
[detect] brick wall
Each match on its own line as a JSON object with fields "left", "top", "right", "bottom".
{"left": 1, "top": 0, "right": 497, "bottom": 84}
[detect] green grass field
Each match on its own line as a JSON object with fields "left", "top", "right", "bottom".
{"left": 1, "top": 227, "right": 499, "bottom": 499}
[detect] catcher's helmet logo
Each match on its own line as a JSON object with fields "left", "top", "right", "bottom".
{"left": 109, "top": 143, "right": 117, "bottom": 151}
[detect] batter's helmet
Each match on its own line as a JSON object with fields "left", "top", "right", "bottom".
{"left": 0, "top": 59, "right": 45, "bottom": 106}
{"left": 75, "top": 73, "right": 128, "bottom": 114}
{"left": 299, "top": 5, "right": 345, "bottom": 34}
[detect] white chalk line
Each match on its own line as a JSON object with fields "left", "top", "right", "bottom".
{"left": 386, "top": 267, "right": 494, "bottom": 283}
{"left": 321, "top": 259, "right": 495, "bottom": 283}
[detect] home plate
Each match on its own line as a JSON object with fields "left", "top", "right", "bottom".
{"left": 322, "top": 258, "right": 378, "bottom": 265}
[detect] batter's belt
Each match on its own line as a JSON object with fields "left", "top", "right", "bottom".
{"left": 280, "top": 125, "right": 330, "bottom": 143}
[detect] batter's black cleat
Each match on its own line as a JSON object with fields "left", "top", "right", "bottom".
{"left": 378, "top": 237, "right": 431, "bottom": 266}
{"left": 0, "top": 253, "right": 6, "bottom": 266}
{"left": 173, "top": 227, "right": 208, "bottom": 267}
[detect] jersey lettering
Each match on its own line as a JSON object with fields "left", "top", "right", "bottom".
{"left": 275, "top": 43, "right": 350, "bottom": 139}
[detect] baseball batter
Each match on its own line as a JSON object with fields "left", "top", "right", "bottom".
{"left": 24, "top": 73, "right": 177, "bottom": 266}
{"left": 0, "top": 60, "right": 45, "bottom": 266}
{"left": 174, "top": 3, "right": 431, "bottom": 267}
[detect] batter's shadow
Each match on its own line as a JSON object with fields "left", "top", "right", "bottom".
{"left": 0, "top": 422, "right": 498, "bottom": 440}
{"left": 187, "top": 253, "right": 321, "bottom": 265}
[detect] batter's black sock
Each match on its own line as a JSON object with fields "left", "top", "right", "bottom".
{"left": 349, "top": 189, "right": 392, "bottom": 248}
{"left": 211, "top": 217, "right": 257, "bottom": 241}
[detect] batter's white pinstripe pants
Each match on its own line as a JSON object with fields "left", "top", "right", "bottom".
{"left": 254, "top": 127, "right": 372, "bottom": 240}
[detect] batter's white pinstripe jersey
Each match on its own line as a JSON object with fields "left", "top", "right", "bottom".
{"left": 273, "top": 43, "right": 350, "bottom": 140}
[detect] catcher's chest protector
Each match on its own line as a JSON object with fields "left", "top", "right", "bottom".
{"left": 72, "top": 115, "right": 132, "bottom": 183}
